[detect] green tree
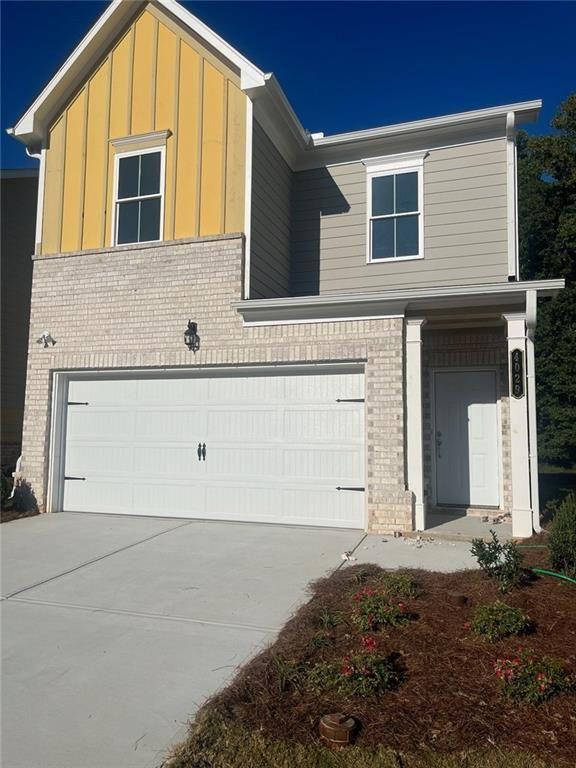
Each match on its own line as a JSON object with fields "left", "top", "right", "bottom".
{"left": 517, "top": 93, "right": 576, "bottom": 467}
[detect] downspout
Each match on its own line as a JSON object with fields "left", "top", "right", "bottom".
{"left": 526, "top": 289, "right": 541, "bottom": 532}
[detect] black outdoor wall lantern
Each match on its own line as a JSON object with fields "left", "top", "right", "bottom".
{"left": 184, "top": 320, "right": 200, "bottom": 352}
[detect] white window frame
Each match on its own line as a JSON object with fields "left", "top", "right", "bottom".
{"left": 364, "top": 151, "right": 426, "bottom": 264}
{"left": 112, "top": 145, "right": 166, "bottom": 247}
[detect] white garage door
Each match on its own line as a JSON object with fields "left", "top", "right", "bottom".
{"left": 62, "top": 368, "right": 365, "bottom": 528}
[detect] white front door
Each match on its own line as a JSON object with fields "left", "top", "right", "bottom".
{"left": 434, "top": 370, "right": 499, "bottom": 507}
{"left": 62, "top": 369, "right": 365, "bottom": 528}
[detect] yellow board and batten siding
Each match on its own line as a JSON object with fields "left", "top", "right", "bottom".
{"left": 40, "top": 5, "right": 246, "bottom": 255}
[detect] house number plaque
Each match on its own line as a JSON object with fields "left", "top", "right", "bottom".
{"left": 511, "top": 348, "right": 525, "bottom": 399}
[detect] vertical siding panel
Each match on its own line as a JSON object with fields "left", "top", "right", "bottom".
{"left": 61, "top": 90, "right": 87, "bottom": 252}
{"left": 155, "top": 24, "right": 177, "bottom": 240}
{"left": 174, "top": 41, "right": 201, "bottom": 239}
{"left": 42, "top": 116, "right": 66, "bottom": 255}
{"left": 131, "top": 12, "right": 155, "bottom": 135}
{"left": 199, "top": 62, "right": 225, "bottom": 235}
{"left": 108, "top": 30, "right": 132, "bottom": 139}
{"left": 82, "top": 60, "right": 109, "bottom": 249}
{"left": 224, "top": 82, "right": 246, "bottom": 233}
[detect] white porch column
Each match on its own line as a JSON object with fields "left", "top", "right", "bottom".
{"left": 503, "top": 312, "right": 533, "bottom": 537}
{"left": 406, "top": 318, "right": 426, "bottom": 531}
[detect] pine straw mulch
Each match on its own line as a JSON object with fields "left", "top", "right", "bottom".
{"left": 176, "top": 563, "right": 576, "bottom": 767}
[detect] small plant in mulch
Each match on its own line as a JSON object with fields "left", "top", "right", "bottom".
{"left": 471, "top": 530, "right": 526, "bottom": 592}
{"left": 494, "top": 648, "right": 574, "bottom": 704}
{"left": 317, "top": 605, "right": 341, "bottom": 630}
{"left": 548, "top": 491, "right": 576, "bottom": 578}
{"left": 376, "top": 572, "right": 421, "bottom": 599}
{"left": 471, "top": 601, "right": 531, "bottom": 642}
{"left": 352, "top": 586, "right": 412, "bottom": 632}
{"left": 310, "top": 631, "right": 331, "bottom": 650}
{"left": 305, "top": 639, "right": 401, "bottom": 698}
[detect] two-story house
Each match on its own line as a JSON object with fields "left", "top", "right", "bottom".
{"left": 9, "top": 0, "right": 564, "bottom": 537}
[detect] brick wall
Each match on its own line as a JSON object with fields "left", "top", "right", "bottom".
{"left": 22, "top": 234, "right": 413, "bottom": 531}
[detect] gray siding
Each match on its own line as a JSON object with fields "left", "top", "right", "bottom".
{"left": 291, "top": 139, "right": 509, "bottom": 295}
{"left": 250, "top": 119, "right": 292, "bottom": 298}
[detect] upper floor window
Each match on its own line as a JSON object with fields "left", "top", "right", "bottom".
{"left": 364, "top": 152, "right": 425, "bottom": 263}
{"left": 114, "top": 148, "right": 165, "bottom": 245}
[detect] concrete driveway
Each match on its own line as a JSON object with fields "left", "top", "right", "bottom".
{"left": 1, "top": 514, "right": 478, "bottom": 768}
{"left": 1, "top": 513, "right": 365, "bottom": 768}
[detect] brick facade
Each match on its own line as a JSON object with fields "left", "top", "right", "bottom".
{"left": 22, "top": 234, "right": 413, "bottom": 531}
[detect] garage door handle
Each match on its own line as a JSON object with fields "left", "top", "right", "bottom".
{"left": 197, "top": 443, "right": 202, "bottom": 461}
{"left": 65, "top": 476, "right": 86, "bottom": 481}
{"left": 201, "top": 443, "right": 206, "bottom": 461}
{"left": 336, "top": 486, "right": 364, "bottom": 492}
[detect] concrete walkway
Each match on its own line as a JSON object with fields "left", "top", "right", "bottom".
{"left": 1, "top": 513, "right": 478, "bottom": 768}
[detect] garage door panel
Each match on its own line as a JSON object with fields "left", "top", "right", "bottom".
{"left": 65, "top": 444, "right": 134, "bottom": 476}
{"left": 64, "top": 478, "right": 133, "bottom": 512}
{"left": 205, "top": 446, "right": 280, "bottom": 479}
{"left": 62, "top": 369, "right": 365, "bottom": 528}
{"left": 132, "top": 445, "right": 203, "bottom": 476}
{"left": 284, "top": 408, "right": 363, "bottom": 441}
{"left": 67, "top": 409, "right": 135, "bottom": 442}
{"left": 133, "top": 482, "right": 206, "bottom": 516}
{"left": 283, "top": 447, "right": 362, "bottom": 482}
{"left": 134, "top": 409, "right": 206, "bottom": 441}
{"left": 206, "top": 409, "right": 280, "bottom": 440}
{"left": 68, "top": 379, "right": 138, "bottom": 404}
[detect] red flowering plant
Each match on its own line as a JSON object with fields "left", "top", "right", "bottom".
{"left": 494, "top": 648, "right": 574, "bottom": 704}
{"left": 352, "top": 586, "right": 412, "bottom": 632}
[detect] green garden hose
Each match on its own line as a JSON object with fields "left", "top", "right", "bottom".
{"left": 530, "top": 567, "right": 576, "bottom": 585}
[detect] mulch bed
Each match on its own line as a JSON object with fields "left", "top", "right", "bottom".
{"left": 204, "top": 564, "right": 576, "bottom": 766}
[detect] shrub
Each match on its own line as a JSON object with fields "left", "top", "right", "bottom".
{"left": 377, "top": 572, "right": 420, "bottom": 599}
{"left": 273, "top": 656, "right": 303, "bottom": 693}
{"left": 494, "top": 649, "right": 574, "bottom": 704}
{"left": 352, "top": 586, "right": 412, "bottom": 632}
{"left": 306, "top": 650, "right": 401, "bottom": 697}
{"left": 1, "top": 470, "right": 12, "bottom": 509}
{"left": 471, "top": 530, "right": 525, "bottom": 592}
{"left": 548, "top": 491, "right": 576, "bottom": 578}
{"left": 310, "top": 632, "right": 330, "bottom": 650}
{"left": 471, "top": 601, "right": 530, "bottom": 642}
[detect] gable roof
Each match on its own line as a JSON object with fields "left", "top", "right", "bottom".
{"left": 7, "top": 0, "right": 269, "bottom": 151}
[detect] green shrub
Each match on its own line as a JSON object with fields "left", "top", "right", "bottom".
{"left": 471, "top": 601, "right": 530, "bottom": 642}
{"left": 471, "top": 530, "right": 525, "bottom": 592}
{"left": 548, "top": 491, "right": 576, "bottom": 578}
{"left": 310, "top": 631, "right": 330, "bottom": 650}
{"left": 377, "top": 572, "right": 420, "bottom": 599}
{"left": 306, "top": 651, "right": 401, "bottom": 697}
{"left": 1, "top": 470, "right": 12, "bottom": 509}
{"left": 494, "top": 649, "right": 574, "bottom": 704}
{"left": 352, "top": 587, "right": 412, "bottom": 632}
{"left": 273, "top": 657, "right": 303, "bottom": 693}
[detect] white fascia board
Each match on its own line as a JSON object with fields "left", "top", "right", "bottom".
{"left": 312, "top": 100, "right": 542, "bottom": 149}
{"left": 10, "top": 0, "right": 266, "bottom": 149}
{"left": 234, "top": 279, "right": 564, "bottom": 324}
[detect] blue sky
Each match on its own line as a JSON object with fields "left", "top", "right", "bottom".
{"left": 2, "top": 1, "right": 575, "bottom": 168}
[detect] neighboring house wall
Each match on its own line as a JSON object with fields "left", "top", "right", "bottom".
{"left": 291, "top": 138, "right": 508, "bottom": 295}
{"left": 40, "top": 4, "right": 246, "bottom": 256}
{"left": 22, "top": 234, "right": 411, "bottom": 531}
{"left": 249, "top": 120, "right": 292, "bottom": 298}
{"left": 1, "top": 173, "right": 37, "bottom": 467}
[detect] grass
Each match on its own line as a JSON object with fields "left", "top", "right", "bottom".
{"left": 165, "top": 711, "right": 557, "bottom": 768}
{"left": 166, "top": 564, "right": 576, "bottom": 768}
